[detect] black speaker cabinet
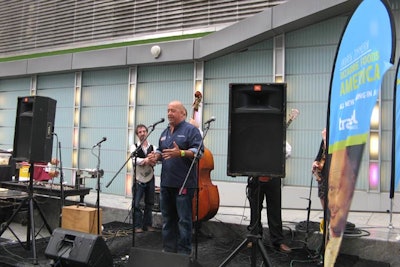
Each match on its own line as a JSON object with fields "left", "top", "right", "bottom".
{"left": 45, "top": 228, "right": 113, "bottom": 267}
{"left": 13, "top": 96, "right": 56, "bottom": 162}
{"left": 127, "top": 247, "right": 201, "bottom": 267}
{"left": 227, "top": 83, "right": 286, "bottom": 177}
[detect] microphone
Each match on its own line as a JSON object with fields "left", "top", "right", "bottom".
{"left": 93, "top": 137, "right": 107, "bottom": 147}
{"left": 204, "top": 116, "right": 216, "bottom": 124}
{"left": 149, "top": 118, "right": 165, "bottom": 128}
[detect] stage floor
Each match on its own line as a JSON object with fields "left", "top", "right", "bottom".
{"left": 0, "top": 191, "right": 399, "bottom": 266}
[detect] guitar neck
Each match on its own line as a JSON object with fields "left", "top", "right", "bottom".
{"left": 286, "top": 118, "right": 294, "bottom": 129}
{"left": 286, "top": 109, "right": 299, "bottom": 129}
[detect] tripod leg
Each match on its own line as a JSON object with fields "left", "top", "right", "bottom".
{"left": 32, "top": 198, "right": 53, "bottom": 234}
{"left": 257, "top": 238, "right": 272, "bottom": 267}
{"left": 251, "top": 240, "right": 257, "bottom": 267}
{"left": 0, "top": 198, "right": 28, "bottom": 238}
{"left": 218, "top": 238, "right": 250, "bottom": 267}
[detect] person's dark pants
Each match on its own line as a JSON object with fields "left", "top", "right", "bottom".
{"left": 160, "top": 187, "right": 194, "bottom": 255}
{"left": 247, "top": 177, "right": 284, "bottom": 247}
{"left": 132, "top": 179, "right": 155, "bottom": 230}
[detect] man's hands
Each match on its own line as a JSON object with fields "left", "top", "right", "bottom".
{"left": 161, "top": 142, "right": 181, "bottom": 160}
{"left": 142, "top": 155, "right": 156, "bottom": 166}
{"left": 148, "top": 141, "right": 193, "bottom": 162}
{"left": 145, "top": 151, "right": 157, "bottom": 166}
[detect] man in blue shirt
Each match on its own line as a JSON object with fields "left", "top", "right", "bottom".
{"left": 151, "top": 100, "right": 203, "bottom": 256}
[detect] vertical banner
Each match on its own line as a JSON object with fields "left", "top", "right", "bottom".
{"left": 392, "top": 61, "right": 400, "bottom": 197}
{"left": 325, "top": 0, "right": 395, "bottom": 266}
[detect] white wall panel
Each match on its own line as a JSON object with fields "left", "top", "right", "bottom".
{"left": 80, "top": 68, "right": 129, "bottom": 194}
{"left": 36, "top": 73, "right": 75, "bottom": 184}
{"left": 0, "top": 78, "right": 30, "bottom": 150}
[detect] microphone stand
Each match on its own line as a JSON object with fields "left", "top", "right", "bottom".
{"left": 91, "top": 143, "right": 103, "bottom": 235}
{"left": 179, "top": 121, "right": 212, "bottom": 260}
{"left": 105, "top": 124, "right": 156, "bottom": 247}
{"left": 298, "top": 172, "right": 319, "bottom": 258}
{"left": 52, "top": 133, "right": 65, "bottom": 226}
{"left": 58, "top": 141, "right": 64, "bottom": 208}
{"left": 58, "top": 140, "right": 65, "bottom": 226}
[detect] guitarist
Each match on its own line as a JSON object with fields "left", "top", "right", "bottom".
{"left": 312, "top": 128, "right": 328, "bottom": 209}
{"left": 312, "top": 127, "right": 330, "bottom": 259}
{"left": 131, "top": 124, "right": 157, "bottom": 233}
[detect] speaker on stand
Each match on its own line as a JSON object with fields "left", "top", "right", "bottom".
{"left": 13, "top": 96, "right": 56, "bottom": 163}
{"left": 227, "top": 83, "right": 287, "bottom": 177}
{"left": 0, "top": 96, "right": 57, "bottom": 264}
{"left": 222, "top": 83, "right": 287, "bottom": 267}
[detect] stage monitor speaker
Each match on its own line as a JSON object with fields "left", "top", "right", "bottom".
{"left": 227, "top": 83, "right": 286, "bottom": 177}
{"left": 13, "top": 96, "right": 57, "bottom": 163}
{"left": 45, "top": 228, "right": 113, "bottom": 267}
{"left": 127, "top": 247, "right": 202, "bottom": 267}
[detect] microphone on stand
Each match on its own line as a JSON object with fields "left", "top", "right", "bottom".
{"left": 93, "top": 137, "right": 107, "bottom": 148}
{"left": 204, "top": 116, "right": 216, "bottom": 124}
{"left": 149, "top": 118, "right": 165, "bottom": 128}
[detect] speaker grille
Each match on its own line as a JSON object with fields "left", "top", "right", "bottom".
{"left": 227, "top": 83, "right": 286, "bottom": 177}
{"left": 13, "top": 96, "right": 56, "bottom": 163}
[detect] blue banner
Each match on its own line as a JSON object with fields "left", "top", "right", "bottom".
{"left": 325, "top": 0, "right": 395, "bottom": 266}
{"left": 328, "top": 0, "right": 394, "bottom": 153}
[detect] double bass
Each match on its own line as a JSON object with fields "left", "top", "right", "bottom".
{"left": 191, "top": 91, "right": 220, "bottom": 222}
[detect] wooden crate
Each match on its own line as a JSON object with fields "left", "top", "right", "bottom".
{"left": 62, "top": 205, "right": 102, "bottom": 234}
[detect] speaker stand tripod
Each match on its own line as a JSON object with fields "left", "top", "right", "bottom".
{"left": 219, "top": 177, "right": 272, "bottom": 267}
{"left": 0, "top": 163, "right": 53, "bottom": 265}
{"left": 218, "top": 233, "right": 272, "bottom": 267}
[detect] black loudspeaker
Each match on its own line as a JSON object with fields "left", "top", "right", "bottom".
{"left": 13, "top": 96, "right": 57, "bottom": 162}
{"left": 127, "top": 247, "right": 202, "bottom": 267}
{"left": 45, "top": 228, "right": 113, "bottom": 267}
{"left": 227, "top": 83, "right": 286, "bottom": 177}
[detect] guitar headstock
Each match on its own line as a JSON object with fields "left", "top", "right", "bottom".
{"left": 193, "top": 91, "right": 203, "bottom": 112}
{"left": 289, "top": 108, "right": 300, "bottom": 121}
